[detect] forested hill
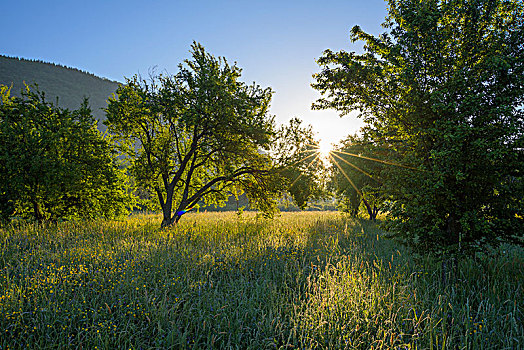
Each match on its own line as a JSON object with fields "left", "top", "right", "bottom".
{"left": 0, "top": 55, "right": 119, "bottom": 131}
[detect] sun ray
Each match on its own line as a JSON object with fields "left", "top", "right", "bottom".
{"left": 285, "top": 149, "right": 318, "bottom": 168}
{"left": 289, "top": 172, "right": 304, "bottom": 188}
{"left": 300, "top": 141, "right": 320, "bottom": 147}
{"left": 301, "top": 141, "right": 333, "bottom": 166}
{"left": 329, "top": 154, "right": 364, "bottom": 198}
{"left": 289, "top": 153, "right": 322, "bottom": 188}
{"left": 299, "top": 146, "right": 319, "bottom": 152}
{"left": 331, "top": 150, "right": 420, "bottom": 170}
{"left": 330, "top": 151, "right": 382, "bottom": 184}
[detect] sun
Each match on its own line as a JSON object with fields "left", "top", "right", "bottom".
{"left": 316, "top": 140, "right": 333, "bottom": 164}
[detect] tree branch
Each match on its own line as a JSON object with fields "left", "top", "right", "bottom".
{"left": 185, "top": 167, "right": 263, "bottom": 207}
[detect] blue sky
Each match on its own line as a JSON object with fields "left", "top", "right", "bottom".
{"left": 1, "top": 0, "right": 388, "bottom": 152}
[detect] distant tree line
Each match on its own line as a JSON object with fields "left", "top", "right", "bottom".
{"left": 0, "top": 55, "right": 116, "bottom": 83}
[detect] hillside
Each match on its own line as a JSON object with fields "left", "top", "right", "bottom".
{"left": 0, "top": 55, "right": 119, "bottom": 131}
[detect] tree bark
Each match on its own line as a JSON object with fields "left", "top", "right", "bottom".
{"left": 32, "top": 200, "right": 44, "bottom": 223}
{"left": 362, "top": 198, "right": 376, "bottom": 221}
{"left": 160, "top": 190, "right": 175, "bottom": 227}
{"left": 372, "top": 204, "right": 379, "bottom": 221}
{"left": 160, "top": 216, "right": 173, "bottom": 228}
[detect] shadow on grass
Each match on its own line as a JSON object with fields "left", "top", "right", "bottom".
{"left": 1, "top": 214, "right": 522, "bottom": 349}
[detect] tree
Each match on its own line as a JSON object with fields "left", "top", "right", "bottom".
{"left": 106, "top": 43, "right": 283, "bottom": 227}
{"left": 313, "top": 0, "right": 524, "bottom": 257}
{"left": 329, "top": 134, "right": 387, "bottom": 220}
{"left": 0, "top": 85, "right": 132, "bottom": 223}
{"left": 271, "top": 118, "right": 325, "bottom": 209}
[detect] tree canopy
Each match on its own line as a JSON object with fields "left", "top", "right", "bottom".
{"left": 0, "top": 85, "right": 132, "bottom": 223}
{"left": 271, "top": 118, "right": 325, "bottom": 210}
{"left": 313, "top": 0, "right": 524, "bottom": 256}
{"left": 106, "top": 43, "right": 284, "bottom": 227}
{"left": 329, "top": 134, "right": 388, "bottom": 220}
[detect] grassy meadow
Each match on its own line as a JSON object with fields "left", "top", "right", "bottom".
{"left": 0, "top": 212, "right": 522, "bottom": 349}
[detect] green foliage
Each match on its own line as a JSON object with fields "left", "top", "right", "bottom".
{"left": 271, "top": 118, "right": 325, "bottom": 209}
{"left": 0, "top": 212, "right": 521, "bottom": 348}
{"left": 330, "top": 134, "right": 388, "bottom": 220}
{"left": 0, "top": 55, "right": 118, "bottom": 131}
{"left": 0, "top": 85, "right": 133, "bottom": 222}
{"left": 106, "top": 42, "right": 283, "bottom": 226}
{"left": 313, "top": 0, "right": 524, "bottom": 256}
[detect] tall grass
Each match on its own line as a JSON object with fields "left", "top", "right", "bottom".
{"left": 0, "top": 212, "right": 522, "bottom": 349}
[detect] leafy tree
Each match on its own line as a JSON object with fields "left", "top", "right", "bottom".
{"left": 106, "top": 43, "right": 283, "bottom": 227}
{"left": 271, "top": 118, "right": 325, "bottom": 209}
{"left": 313, "top": 0, "right": 524, "bottom": 257}
{"left": 0, "top": 55, "right": 118, "bottom": 130}
{"left": 0, "top": 85, "right": 132, "bottom": 223}
{"left": 330, "top": 134, "right": 387, "bottom": 220}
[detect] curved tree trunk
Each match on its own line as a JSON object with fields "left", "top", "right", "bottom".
{"left": 362, "top": 198, "right": 376, "bottom": 221}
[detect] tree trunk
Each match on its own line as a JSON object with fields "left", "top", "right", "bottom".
{"left": 160, "top": 188, "right": 175, "bottom": 228}
{"left": 371, "top": 205, "right": 379, "bottom": 221}
{"left": 160, "top": 216, "right": 174, "bottom": 228}
{"left": 362, "top": 198, "right": 376, "bottom": 221}
{"left": 32, "top": 200, "right": 44, "bottom": 223}
{"left": 161, "top": 207, "right": 184, "bottom": 227}
{"left": 160, "top": 206, "right": 174, "bottom": 227}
